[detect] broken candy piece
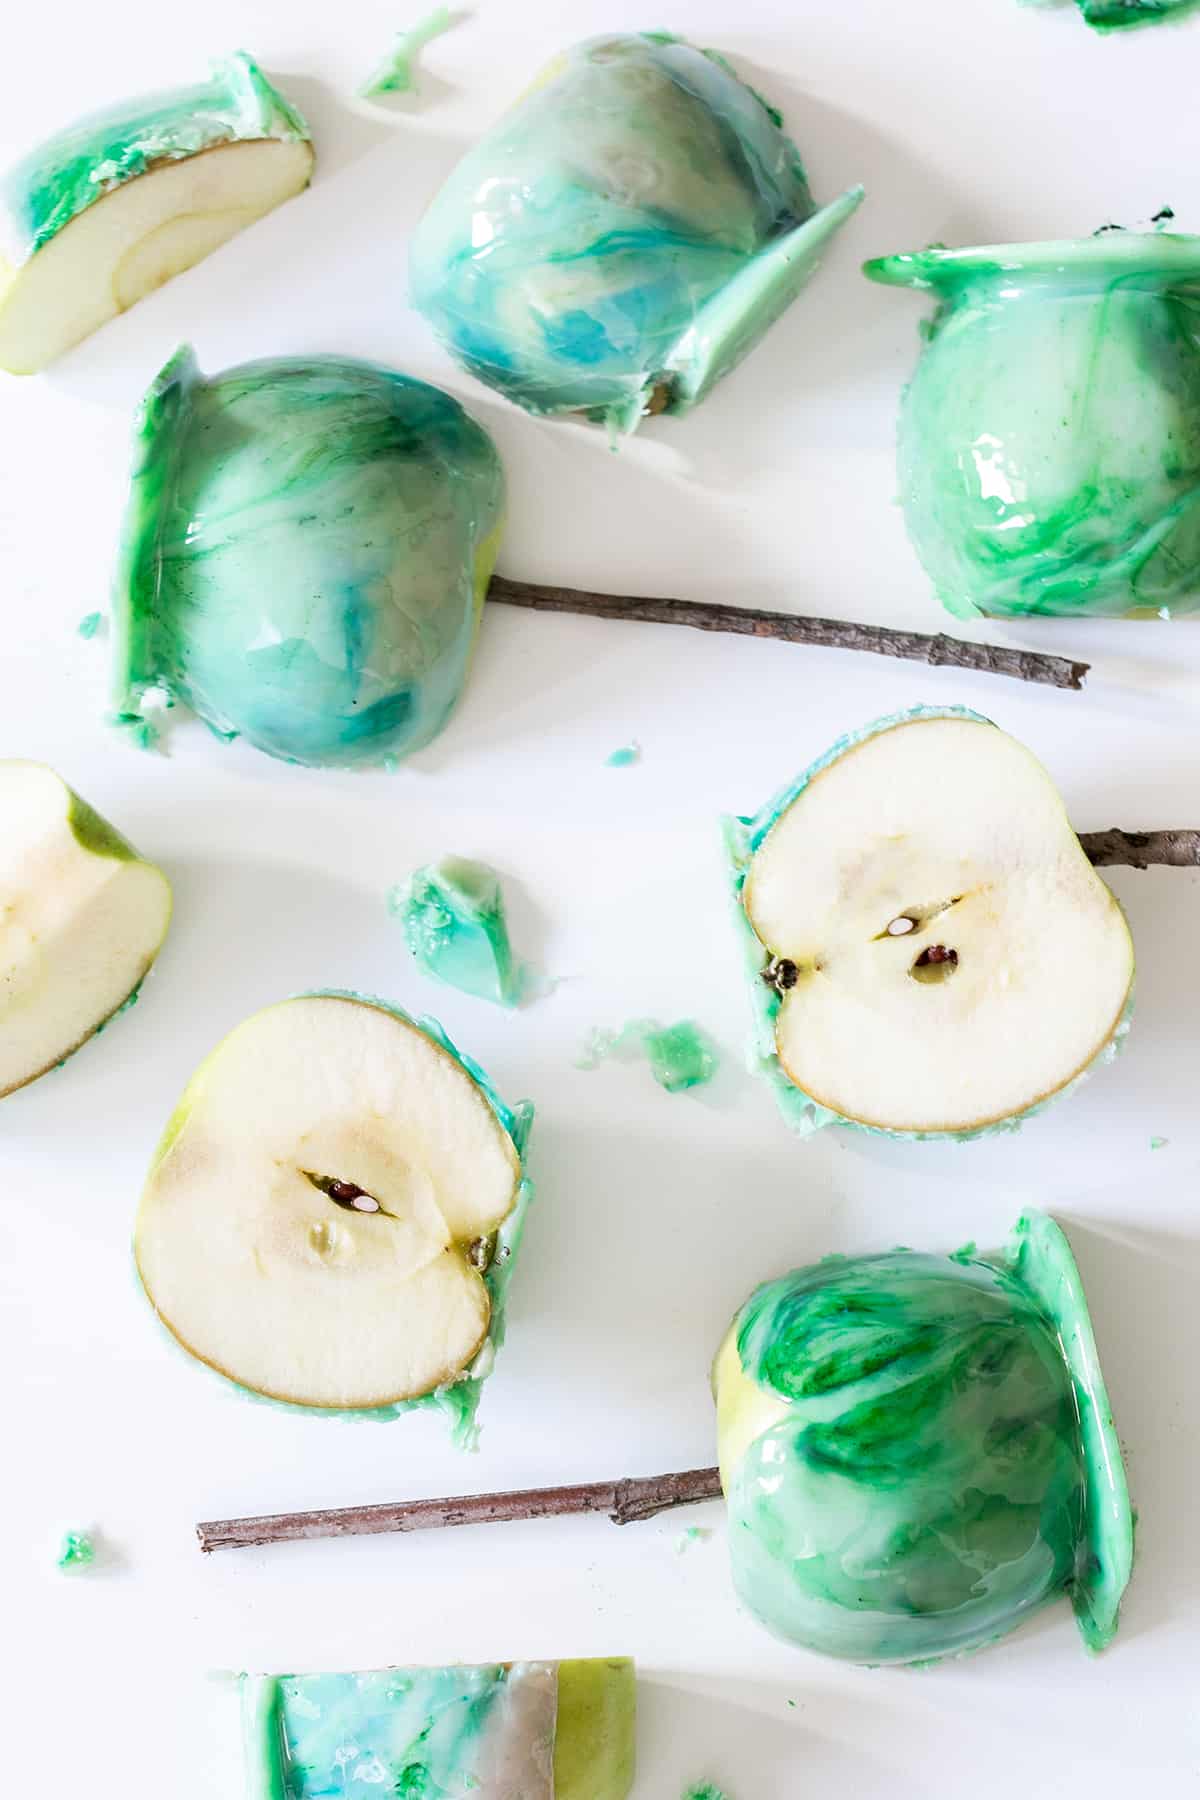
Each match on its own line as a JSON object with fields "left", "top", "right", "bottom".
{"left": 713, "top": 1211, "right": 1134, "bottom": 1665}
{"left": 392, "top": 857, "right": 525, "bottom": 1006}
{"left": 865, "top": 233, "right": 1200, "bottom": 619}
{"left": 359, "top": 6, "right": 456, "bottom": 95}
{"left": 605, "top": 743, "right": 641, "bottom": 768}
{"left": 579, "top": 1019, "right": 719, "bottom": 1093}
{"left": 242, "top": 1657, "right": 636, "bottom": 1799}
{"left": 0, "top": 52, "right": 312, "bottom": 374}
{"left": 111, "top": 348, "right": 504, "bottom": 767}
{"left": 410, "top": 32, "right": 863, "bottom": 434}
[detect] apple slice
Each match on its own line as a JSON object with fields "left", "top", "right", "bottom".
{"left": 0, "top": 52, "right": 313, "bottom": 374}
{"left": 0, "top": 761, "right": 171, "bottom": 1097}
{"left": 134, "top": 994, "right": 531, "bottom": 1413}
{"left": 733, "top": 708, "right": 1134, "bottom": 1135}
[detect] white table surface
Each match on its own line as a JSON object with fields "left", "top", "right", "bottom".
{"left": 2, "top": 1, "right": 1198, "bottom": 1793}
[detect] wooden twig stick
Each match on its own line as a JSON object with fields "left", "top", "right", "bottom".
{"left": 488, "top": 575, "right": 1089, "bottom": 692}
{"left": 1079, "top": 829, "right": 1200, "bottom": 869}
{"left": 196, "top": 1466, "right": 723, "bottom": 1554}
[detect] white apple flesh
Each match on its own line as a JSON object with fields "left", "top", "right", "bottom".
{"left": 134, "top": 995, "right": 523, "bottom": 1409}
{"left": 743, "top": 714, "right": 1134, "bottom": 1133}
{"left": 0, "top": 761, "right": 171, "bottom": 1097}
{"left": 0, "top": 139, "right": 313, "bottom": 375}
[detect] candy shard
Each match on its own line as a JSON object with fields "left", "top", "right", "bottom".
{"left": 411, "top": 33, "right": 862, "bottom": 433}
{"left": 714, "top": 1212, "right": 1133, "bottom": 1665}
{"left": 393, "top": 857, "right": 526, "bottom": 1007}
{"left": 359, "top": 6, "right": 456, "bottom": 96}
{"left": 241, "top": 1658, "right": 635, "bottom": 1799}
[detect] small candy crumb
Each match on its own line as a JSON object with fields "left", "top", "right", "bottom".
{"left": 77, "top": 611, "right": 104, "bottom": 639}
{"left": 56, "top": 1531, "right": 95, "bottom": 1572}
{"left": 1150, "top": 1136, "right": 1168, "bottom": 1150}
{"left": 605, "top": 742, "right": 641, "bottom": 768}
{"left": 683, "top": 1785, "right": 733, "bottom": 1800}
{"left": 675, "top": 1527, "right": 712, "bottom": 1554}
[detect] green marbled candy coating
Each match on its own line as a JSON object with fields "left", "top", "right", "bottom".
{"left": 410, "top": 32, "right": 862, "bottom": 433}
{"left": 112, "top": 348, "right": 505, "bottom": 767}
{"left": 242, "top": 1658, "right": 636, "bottom": 1800}
{"left": 866, "top": 235, "right": 1200, "bottom": 618}
{"left": 722, "top": 1212, "right": 1133, "bottom": 1665}
{"left": 723, "top": 704, "right": 1133, "bottom": 1141}
{"left": 1078, "top": 0, "right": 1198, "bottom": 26}
{"left": 0, "top": 51, "right": 308, "bottom": 268}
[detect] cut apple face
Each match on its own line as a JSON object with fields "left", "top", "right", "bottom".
{"left": 740, "top": 711, "right": 1134, "bottom": 1135}
{"left": 0, "top": 761, "right": 171, "bottom": 1098}
{"left": 134, "top": 995, "right": 525, "bottom": 1410}
{"left": 0, "top": 53, "right": 313, "bottom": 374}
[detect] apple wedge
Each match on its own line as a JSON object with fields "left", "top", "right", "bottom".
{"left": 134, "top": 994, "right": 533, "bottom": 1424}
{"left": 0, "top": 761, "right": 171, "bottom": 1097}
{"left": 0, "top": 52, "right": 312, "bottom": 374}
{"left": 728, "top": 707, "right": 1134, "bottom": 1137}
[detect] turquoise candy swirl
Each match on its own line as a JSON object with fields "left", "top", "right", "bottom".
{"left": 866, "top": 234, "right": 1200, "bottom": 619}
{"left": 411, "top": 32, "right": 863, "bottom": 433}
{"left": 112, "top": 348, "right": 505, "bottom": 766}
{"left": 716, "top": 1213, "right": 1133, "bottom": 1665}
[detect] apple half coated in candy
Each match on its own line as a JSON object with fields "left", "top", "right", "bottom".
{"left": 726, "top": 707, "right": 1134, "bottom": 1138}
{"left": 111, "top": 348, "right": 505, "bottom": 767}
{"left": 0, "top": 53, "right": 312, "bottom": 374}
{"left": 865, "top": 234, "right": 1200, "bottom": 619}
{"left": 243, "top": 1658, "right": 635, "bottom": 1800}
{"left": 713, "top": 1212, "right": 1134, "bottom": 1665}
{"left": 0, "top": 761, "right": 171, "bottom": 1097}
{"left": 134, "top": 994, "right": 533, "bottom": 1438}
{"left": 410, "top": 32, "right": 863, "bottom": 435}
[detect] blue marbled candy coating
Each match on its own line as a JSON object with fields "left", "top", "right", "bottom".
{"left": 411, "top": 32, "right": 861, "bottom": 432}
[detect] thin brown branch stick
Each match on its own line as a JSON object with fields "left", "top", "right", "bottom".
{"left": 488, "top": 575, "right": 1089, "bottom": 692}
{"left": 1079, "top": 829, "right": 1200, "bottom": 869}
{"left": 196, "top": 1466, "right": 724, "bottom": 1554}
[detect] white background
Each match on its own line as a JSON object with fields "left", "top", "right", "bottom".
{"left": 2, "top": 1, "right": 1199, "bottom": 1794}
